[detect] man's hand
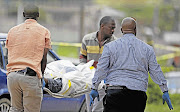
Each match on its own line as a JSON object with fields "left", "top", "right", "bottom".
{"left": 162, "top": 91, "right": 173, "bottom": 110}
{"left": 89, "top": 89, "right": 99, "bottom": 106}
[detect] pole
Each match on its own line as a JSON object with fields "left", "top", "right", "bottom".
{"left": 152, "top": 5, "right": 159, "bottom": 39}
{"left": 17, "top": 0, "right": 24, "bottom": 25}
{"left": 79, "top": 3, "right": 85, "bottom": 43}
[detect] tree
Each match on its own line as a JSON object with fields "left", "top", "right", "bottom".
{"left": 95, "top": 0, "right": 180, "bottom": 34}
{"left": 95, "top": 0, "right": 162, "bottom": 26}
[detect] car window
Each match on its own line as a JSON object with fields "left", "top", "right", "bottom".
{"left": 0, "top": 41, "right": 8, "bottom": 65}
{"left": 47, "top": 51, "right": 58, "bottom": 64}
{"left": 0, "top": 45, "right": 4, "bottom": 69}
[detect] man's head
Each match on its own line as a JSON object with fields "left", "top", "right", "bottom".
{"left": 121, "top": 17, "right": 136, "bottom": 36}
{"left": 23, "top": 4, "right": 39, "bottom": 20}
{"left": 99, "top": 16, "right": 116, "bottom": 40}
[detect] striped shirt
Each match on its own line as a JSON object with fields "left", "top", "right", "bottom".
{"left": 92, "top": 34, "right": 168, "bottom": 92}
{"left": 79, "top": 31, "right": 116, "bottom": 68}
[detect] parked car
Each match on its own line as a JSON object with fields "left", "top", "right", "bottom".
{"left": 0, "top": 33, "right": 86, "bottom": 112}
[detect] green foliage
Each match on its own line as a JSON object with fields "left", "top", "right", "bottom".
{"left": 170, "top": 94, "right": 180, "bottom": 105}
{"left": 146, "top": 76, "right": 180, "bottom": 111}
{"left": 161, "top": 66, "right": 175, "bottom": 73}
{"left": 95, "top": 0, "right": 156, "bottom": 26}
{"left": 157, "top": 59, "right": 168, "bottom": 66}
{"left": 159, "top": 4, "right": 174, "bottom": 31}
{"left": 95, "top": 0, "right": 177, "bottom": 32}
{"left": 157, "top": 59, "right": 175, "bottom": 73}
{"left": 145, "top": 103, "right": 180, "bottom": 112}
{"left": 146, "top": 59, "right": 176, "bottom": 104}
{"left": 116, "top": 4, "right": 154, "bottom": 26}
{"left": 147, "top": 75, "right": 162, "bottom": 104}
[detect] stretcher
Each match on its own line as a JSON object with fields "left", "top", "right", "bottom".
{"left": 43, "top": 87, "right": 91, "bottom": 98}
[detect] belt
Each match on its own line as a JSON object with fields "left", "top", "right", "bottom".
{"left": 106, "top": 86, "right": 127, "bottom": 90}
{"left": 17, "top": 67, "right": 36, "bottom": 76}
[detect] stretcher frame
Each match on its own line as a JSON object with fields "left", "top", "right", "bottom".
{"left": 43, "top": 87, "right": 91, "bottom": 98}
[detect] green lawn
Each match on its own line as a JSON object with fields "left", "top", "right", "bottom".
{"left": 145, "top": 103, "right": 179, "bottom": 112}
{"left": 55, "top": 46, "right": 79, "bottom": 58}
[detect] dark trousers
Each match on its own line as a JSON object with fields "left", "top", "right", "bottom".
{"left": 103, "top": 88, "right": 147, "bottom": 112}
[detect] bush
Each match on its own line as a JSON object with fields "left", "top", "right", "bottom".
{"left": 146, "top": 60, "right": 179, "bottom": 105}
{"left": 147, "top": 75, "right": 162, "bottom": 104}
{"left": 170, "top": 94, "right": 180, "bottom": 105}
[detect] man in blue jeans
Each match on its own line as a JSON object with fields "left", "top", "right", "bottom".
{"left": 89, "top": 17, "right": 173, "bottom": 112}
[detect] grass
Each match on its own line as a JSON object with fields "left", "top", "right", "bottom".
{"left": 55, "top": 46, "right": 79, "bottom": 58}
{"left": 145, "top": 103, "right": 179, "bottom": 112}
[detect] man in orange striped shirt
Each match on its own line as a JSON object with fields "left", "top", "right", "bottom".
{"left": 79, "top": 16, "right": 116, "bottom": 112}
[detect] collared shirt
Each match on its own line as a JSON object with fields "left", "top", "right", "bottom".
{"left": 6, "top": 19, "right": 51, "bottom": 78}
{"left": 79, "top": 31, "right": 116, "bottom": 68}
{"left": 92, "top": 34, "right": 168, "bottom": 92}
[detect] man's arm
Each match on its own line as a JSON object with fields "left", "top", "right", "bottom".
{"left": 90, "top": 45, "right": 111, "bottom": 105}
{"left": 41, "top": 48, "right": 48, "bottom": 75}
{"left": 92, "top": 45, "right": 110, "bottom": 90}
{"left": 42, "top": 29, "right": 51, "bottom": 75}
{"left": 148, "top": 47, "right": 168, "bottom": 92}
{"left": 148, "top": 47, "right": 173, "bottom": 110}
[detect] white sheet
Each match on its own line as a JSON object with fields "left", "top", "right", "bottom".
{"left": 44, "top": 60, "right": 104, "bottom": 96}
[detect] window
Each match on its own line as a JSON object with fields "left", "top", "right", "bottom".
{"left": 1, "top": 41, "right": 8, "bottom": 65}
{"left": 0, "top": 43, "right": 4, "bottom": 69}
{"left": 47, "top": 51, "right": 58, "bottom": 64}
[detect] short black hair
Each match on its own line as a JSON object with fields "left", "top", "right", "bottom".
{"left": 99, "top": 16, "right": 114, "bottom": 26}
{"left": 24, "top": 4, "right": 39, "bottom": 16}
